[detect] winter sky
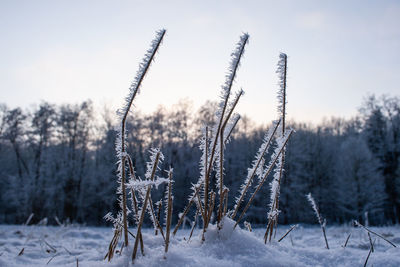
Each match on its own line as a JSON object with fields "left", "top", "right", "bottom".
{"left": 1, "top": 0, "right": 399, "bottom": 125}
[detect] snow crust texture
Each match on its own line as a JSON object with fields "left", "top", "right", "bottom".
{"left": 1, "top": 223, "right": 400, "bottom": 267}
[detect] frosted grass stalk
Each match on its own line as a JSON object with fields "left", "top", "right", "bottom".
{"left": 114, "top": 29, "right": 166, "bottom": 247}
{"left": 173, "top": 33, "right": 249, "bottom": 235}
{"left": 265, "top": 53, "right": 288, "bottom": 242}
{"left": 232, "top": 119, "right": 280, "bottom": 219}
{"left": 307, "top": 193, "right": 329, "bottom": 249}
{"left": 234, "top": 129, "right": 294, "bottom": 228}
{"left": 206, "top": 34, "right": 249, "bottom": 191}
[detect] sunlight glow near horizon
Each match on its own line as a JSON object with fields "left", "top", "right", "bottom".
{"left": 0, "top": 0, "right": 399, "bottom": 125}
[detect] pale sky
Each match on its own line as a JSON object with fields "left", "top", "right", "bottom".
{"left": 1, "top": 0, "right": 399, "bottom": 125}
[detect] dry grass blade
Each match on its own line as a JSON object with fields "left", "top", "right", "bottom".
{"left": 234, "top": 130, "right": 294, "bottom": 228}
{"left": 364, "top": 238, "right": 376, "bottom": 267}
{"left": 127, "top": 155, "right": 144, "bottom": 255}
{"left": 105, "top": 227, "right": 121, "bottom": 261}
{"left": 117, "top": 29, "right": 166, "bottom": 247}
{"left": 24, "top": 213, "right": 34, "bottom": 226}
{"left": 231, "top": 119, "right": 281, "bottom": 220}
{"left": 368, "top": 232, "right": 374, "bottom": 253}
{"left": 355, "top": 221, "right": 396, "bottom": 248}
{"left": 18, "top": 247, "right": 24, "bottom": 256}
{"left": 188, "top": 209, "right": 199, "bottom": 242}
{"left": 217, "top": 132, "right": 224, "bottom": 224}
{"left": 342, "top": 233, "right": 351, "bottom": 248}
{"left": 155, "top": 201, "right": 162, "bottom": 235}
{"left": 203, "top": 126, "right": 209, "bottom": 229}
{"left": 130, "top": 189, "right": 144, "bottom": 255}
{"left": 173, "top": 188, "right": 199, "bottom": 235}
{"left": 195, "top": 189, "right": 206, "bottom": 222}
{"left": 46, "top": 253, "right": 59, "bottom": 265}
{"left": 224, "top": 115, "right": 240, "bottom": 144}
{"left": 43, "top": 239, "right": 57, "bottom": 253}
{"left": 202, "top": 191, "right": 216, "bottom": 241}
{"left": 132, "top": 185, "right": 151, "bottom": 263}
{"left": 321, "top": 221, "right": 329, "bottom": 249}
{"left": 165, "top": 169, "right": 173, "bottom": 253}
{"left": 148, "top": 197, "right": 165, "bottom": 241}
{"left": 265, "top": 53, "right": 288, "bottom": 242}
{"left": 132, "top": 150, "right": 161, "bottom": 262}
{"left": 278, "top": 224, "right": 297, "bottom": 242}
{"left": 305, "top": 193, "right": 329, "bottom": 249}
{"left": 205, "top": 34, "right": 249, "bottom": 226}
{"left": 223, "top": 188, "right": 229, "bottom": 217}
{"left": 216, "top": 91, "right": 242, "bottom": 224}
{"left": 207, "top": 192, "right": 216, "bottom": 224}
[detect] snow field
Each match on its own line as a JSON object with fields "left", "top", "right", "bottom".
{"left": 1, "top": 219, "right": 399, "bottom": 267}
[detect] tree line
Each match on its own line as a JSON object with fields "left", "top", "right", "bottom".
{"left": 0, "top": 95, "right": 399, "bottom": 226}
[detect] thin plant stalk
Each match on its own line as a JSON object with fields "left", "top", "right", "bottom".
{"left": 145, "top": 151, "right": 165, "bottom": 240}
{"left": 207, "top": 192, "right": 216, "bottom": 226}
{"left": 321, "top": 220, "right": 329, "bottom": 249}
{"left": 364, "top": 239, "right": 375, "bottom": 267}
{"left": 368, "top": 232, "right": 374, "bottom": 253}
{"left": 223, "top": 188, "right": 229, "bottom": 217}
{"left": 130, "top": 189, "right": 144, "bottom": 255}
{"left": 132, "top": 151, "right": 161, "bottom": 262}
{"left": 355, "top": 221, "right": 396, "bottom": 248}
{"left": 217, "top": 130, "right": 224, "bottom": 224}
{"left": 165, "top": 169, "right": 173, "bottom": 254}
{"left": 148, "top": 198, "right": 165, "bottom": 241}
{"left": 202, "top": 191, "right": 216, "bottom": 241}
{"left": 132, "top": 185, "right": 151, "bottom": 263}
{"left": 231, "top": 119, "right": 281, "bottom": 219}
{"left": 105, "top": 227, "right": 121, "bottom": 261}
{"left": 217, "top": 90, "right": 243, "bottom": 224}
{"left": 126, "top": 156, "right": 144, "bottom": 254}
{"left": 203, "top": 126, "right": 209, "bottom": 226}
{"left": 343, "top": 233, "right": 351, "bottom": 248}
{"left": 173, "top": 191, "right": 198, "bottom": 235}
{"left": 118, "top": 29, "right": 166, "bottom": 246}
{"left": 265, "top": 53, "right": 287, "bottom": 242}
{"left": 155, "top": 201, "right": 162, "bottom": 235}
{"left": 195, "top": 189, "right": 206, "bottom": 222}
{"left": 205, "top": 35, "right": 249, "bottom": 222}
{"left": 188, "top": 209, "right": 199, "bottom": 242}
{"left": 278, "top": 224, "right": 297, "bottom": 242}
{"left": 306, "top": 193, "right": 329, "bottom": 249}
{"left": 224, "top": 115, "right": 240, "bottom": 144}
{"left": 234, "top": 129, "right": 293, "bottom": 228}
{"left": 120, "top": 158, "right": 129, "bottom": 246}
{"left": 173, "top": 34, "right": 249, "bottom": 235}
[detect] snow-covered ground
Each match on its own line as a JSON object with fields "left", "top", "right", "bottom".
{"left": 1, "top": 219, "right": 399, "bottom": 267}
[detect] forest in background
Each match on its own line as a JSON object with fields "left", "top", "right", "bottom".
{"left": 0, "top": 94, "right": 399, "bottom": 226}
